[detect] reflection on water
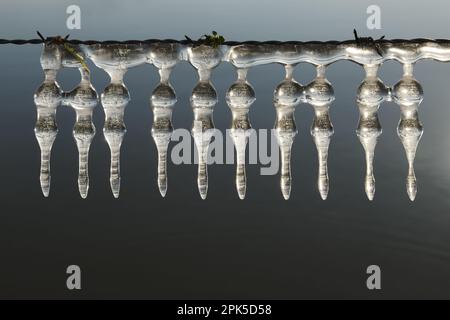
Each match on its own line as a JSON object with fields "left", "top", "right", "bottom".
{"left": 33, "top": 40, "right": 445, "bottom": 200}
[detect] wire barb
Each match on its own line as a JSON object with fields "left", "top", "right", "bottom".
{"left": 353, "top": 29, "right": 385, "bottom": 57}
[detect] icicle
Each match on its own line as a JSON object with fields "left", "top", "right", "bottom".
{"left": 34, "top": 44, "right": 62, "bottom": 197}
{"left": 392, "top": 63, "right": 424, "bottom": 201}
{"left": 355, "top": 64, "right": 387, "bottom": 201}
{"left": 149, "top": 43, "right": 180, "bottom": 197}
{"left": 188, "top": 45, "right": 222, "bottom": 199}
{"left": 101, "top": 68, "right": 129, "bottom": 198}
{"left": 65, "top": 67, "right": 98, "bottom": 198}
{"left": 151, "top": 80, "right": 175, "bottom": 197}
{"left": 226, "top": 68, "right": 256, "bottom": 199}
{"left": 273, "top": 64, "right": 302, "bottom": 200}
{"left": 83, "top": 43, "right": 150, "bottom": 198}
{"left": 305, "top": 65, "right": 335, "bottom": 200}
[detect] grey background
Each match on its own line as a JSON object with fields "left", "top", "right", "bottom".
{"left": 1, "top": 0, "right": 450, "bottom": 299}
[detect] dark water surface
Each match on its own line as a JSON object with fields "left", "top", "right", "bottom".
{"left": 1, "top": 0, "right": 450, "bottom": 299}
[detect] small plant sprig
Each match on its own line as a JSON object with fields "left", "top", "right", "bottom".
{"left": 185, "top": 31, "right": 225, "bottom": 48}
{"left": 37, "top": 31, "right": 90, "bottom": 73}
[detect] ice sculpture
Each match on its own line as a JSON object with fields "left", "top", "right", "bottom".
{"left": 148, "top": 43, "right": 181, "bottom": 197}
{"left": 84, "top": 43, "right": 149, "bottom": 197}
{"left": 34, "top": 43, "right": 62, "bottom": 197}
{"left": 188, "top": 44, "right": 222, "bottom": 199}
{"left": 273, "top": 64, "right": 302, "bottom": 200}
{"left": 305, "top": 65, "right": 335, "bottom": 200}
{"left": 392, "top": 63, "right": 424, "bottom": 201}
{"left": 356, "top": 64, "right": 388, "bottom": 201}
{"left": 226, "top": 67, "right": 256, "bottom": 199}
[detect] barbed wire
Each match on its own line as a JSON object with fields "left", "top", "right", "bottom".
{"left": 1, "top": 34, "right": 450, "bottom": 46}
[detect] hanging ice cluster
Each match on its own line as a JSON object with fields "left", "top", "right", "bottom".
{"left": 34, "top": 38, "right": 440, "bottom": 200}
{"left": 35, "top": 42, "right": 98, "bottom": 198}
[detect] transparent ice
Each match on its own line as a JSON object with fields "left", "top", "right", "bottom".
{"left": 32, "top": 39, "right": 444, "bottom": 200}
{"left": 84, "top": 44, "right": 149, "bottom": 198}
{"left": 305, "top": 65, "right": 335, "bottom": 200}
{"left": 149, "top": 43, "right": 181, "bottom": 197}
{"left": 356, "top": 64, "right": 388, "bottom": 201}
{"left": 392, "top": 63, "right": 424, "bottom": 201}
{"left": 226, "top": 67, "right": 256, "bottom": 199}
{"left": 273, "top": 64, "right": 302, "bottom": 200}
{"left": 34, "top": 44, "right": 63, "bottom": 197}
{"left": 65, "top": 67, "right": 98, "bottom": 199}
{"left": 188, "top": 45, "right": 222, "bottom": 199}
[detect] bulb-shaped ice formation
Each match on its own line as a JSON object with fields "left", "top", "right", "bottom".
{"left": 149, "top": 43, "right": 181, "bottom": 197}
{"left": 34, "top": 44, "right": 63, "bottom": 197}
{"left": 101, "top": 77, "right": 129, "bottom": 198}
{"left": 65, "top": 68, "right": 98, "bottom": 199}
{"left": 392, "top": 63, "right": 424, "bottom": 201}
{"left": 273, "top": 65, "right": 302, "bottom": 200}
{"left": 85, "top": 44, "right": 148, "bottom": 198}
{"left": 356, "top": 64, "right": 388, "bottom": 201}
{"left": 226, "top": 68, "right": 256, "bottom": 199}
{"left": 305, "top": 65, "right": 335, "bottom": 200}
{"left": 188, "top": 45, "right": 222, "bottom": 199}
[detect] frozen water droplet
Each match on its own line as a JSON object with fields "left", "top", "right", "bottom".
{"left": 191, "top": 81, "right": 218, "bottom": 107}
{"left": 151, "top": 81, "right": 177, "bottom": 107}
{"left": 151, "top": 66, "right": 176, "bottom": 197}
{"left": 226, "top": 68, "right": 255, "bottom": 199}
{"left": 67, "top": 68, "right": 98, "bottom": 198}
{"left": 393, "top": 64, "right": 423, "bottom": 201}
{"left": 34, "top": 70, "right": 62, "bottom": 107}
{"left": 274, "top": 79, "right": 303, "bottom": 106}
{"left": 307, "top": 66, "right": 334, "bottom": 200}
{"left": 305, "top": 66, "right": 335, "bottom": 107}
{"left": 356, "top": 65, "right": 385, "bottom": 200}
{"left": 101, "top": 82, "right": 129, "bottom": 198}
{"left": 274, "top": 65, "right": 303, "bottom": 106}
